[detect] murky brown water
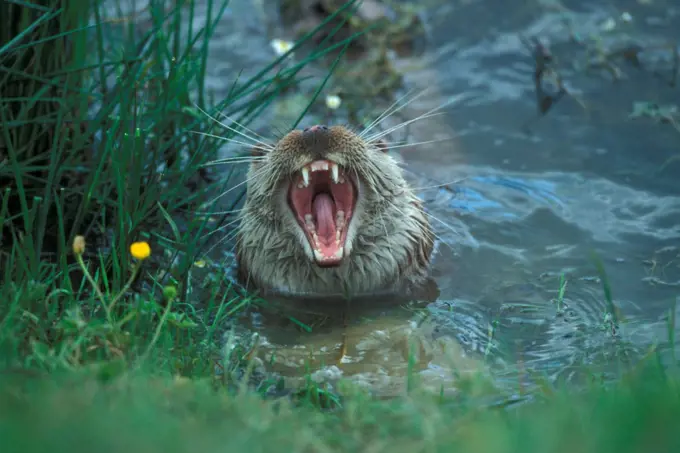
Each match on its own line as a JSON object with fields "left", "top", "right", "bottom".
{"left": 105, "top": 0, "right": 680, "bottom": 396}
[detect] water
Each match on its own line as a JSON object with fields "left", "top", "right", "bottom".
{"left": 409, "top": 0, "right": 680, "bottom": 381}
{"left": 107, "top": 0, "right": 680, "bottom": 396}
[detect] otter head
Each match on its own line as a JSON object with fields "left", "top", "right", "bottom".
{"left": 236, "top": 124, "right": 434, "bottom": 296}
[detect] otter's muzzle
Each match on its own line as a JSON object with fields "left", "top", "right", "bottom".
{"left": 302, "top": 124, "right": 332, "bottom": 159}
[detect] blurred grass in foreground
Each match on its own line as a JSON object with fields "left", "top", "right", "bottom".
{"left": 0, "top": 357, "right": 678, "bottom": 453}
{"left": 0, "top": 0, "right": 679, "bottom": 452}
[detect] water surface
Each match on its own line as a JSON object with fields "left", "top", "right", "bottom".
{"left": 110, "top": 0, "right": 680, "bottom": 396}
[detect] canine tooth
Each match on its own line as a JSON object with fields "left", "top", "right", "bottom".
{"left": 333, "top": 247, "right": 344, "bottom": 259}
{"left": 331, "top": 163, "right": 339, "bottom": 183}
{"left": 301, "top": 167, "right": 310, "bottom": 186}
{"left": 314, "top": 249, "right": 324, "bottom": 261}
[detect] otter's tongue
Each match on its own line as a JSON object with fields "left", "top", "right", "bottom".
{"left": 313, "top": 193, "right": 336, "bottom": 244}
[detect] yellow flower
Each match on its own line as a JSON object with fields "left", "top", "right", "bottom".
{"left": 130, "top": 241, "right": 151, "bottom": 260}
{"left": 72, "top": 235, "right": 86, "bottom": 255}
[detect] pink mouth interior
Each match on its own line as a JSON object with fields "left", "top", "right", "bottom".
{"left": 288, "top": 161, "right": 355, "bottom": 266}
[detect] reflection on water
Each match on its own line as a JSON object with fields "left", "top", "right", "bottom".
{"left": 238, "top": 288, "right": 488, "bottom": 397}
{"left": 106, "top": 0, "right": 680, "bottom": 395}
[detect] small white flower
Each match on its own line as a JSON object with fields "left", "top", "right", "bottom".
{"left": 620, "top": 12, "right": 633, "bottom": 23}
{"left": 270, "top": 39, "right": 294, "bottom": 57}
{"left": 325, "top": 94, "right": 342, "bottom": 110}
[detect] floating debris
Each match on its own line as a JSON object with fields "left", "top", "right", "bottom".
{"left": 601, "top": 18, "right": 616, "bottom": 32}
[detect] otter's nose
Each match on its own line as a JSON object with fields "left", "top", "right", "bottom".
{"left": 302, "top": 124, "right": 331, "bottom": 158}
{"left": 302, "top": 125, "right": 328, "bottom": 134}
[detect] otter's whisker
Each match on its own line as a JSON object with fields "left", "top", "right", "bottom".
{"left": 357, "top": 160, "right": 451, "bottom": 252}
{"left": 179, "top": 207, "right": 242, "bottom": 216}
{"left": 376, "top": 140, "right": 410, "bottom": 147}
{"left": 359, "top": 87, "right": 428, "bottom": 138}
{"left": 366, "top": 92, "right": 473, "bottom": 144}
{"left": 206, "top": 164, "right": 271, "bottom": 205}
{"left": 377, "top": 210, "right": 395, "bottom": 257}
{"left": 422, "top": 209, "right": 466, "bottom": 241}
{"left": 358, "top": 89, "right": 413, "bottom": 137}
{"left": 206, "top": 154, "right": 267, "bottom": 161}
{"left": 381, "top": 196, "right": 451, "bottom": 252}
{"left": 217, "top": 110, "right": 273, "bottom": 144}
{"left": 203, "top": 227, "right": 241, "bottom": 258}
{"left": 193, "top": 103, "right": 274, "bottom": 150}
{"left": 208, "top": 215, "right": 259, "bottom": 256}
{"left": 411, "top": 177, "right": 468, "bottom": 191}
{"left": 215, "top": 220, "right": 258, "bottom": 265}
{"left": 200, "top": 213, "right": 243, "bottom": 239}
{"left": 381, "top": 137, "right": 458, "bottom": 151}
{"left": 190, "top": 131, "right": 274, "bottom": 152}
{"left": 365, "top": 112, "right": 448, "bottom": 144}
{"left": 201, "top": 157, "right": 267, "bottom": 167}
{"left": 204, "top": 154, "right": 267, "bottom": 162}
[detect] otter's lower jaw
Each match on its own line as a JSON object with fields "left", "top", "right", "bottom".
{"left": 287, "top": 159, "right": 357, "bottom": 267}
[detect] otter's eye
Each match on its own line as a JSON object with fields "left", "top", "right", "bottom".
{"left": 251, "top": 146, "right": 266, "bottom": 158}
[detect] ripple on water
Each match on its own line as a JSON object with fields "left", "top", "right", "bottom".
{"left": 417, "top": 161, "right": 680, "bottom": 380}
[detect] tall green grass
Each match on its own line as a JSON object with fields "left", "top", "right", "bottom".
{"left": 0, "top": 0, "right": 366, "bottom": 377}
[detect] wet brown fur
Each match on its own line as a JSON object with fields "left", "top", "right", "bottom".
{"left": 235, "top": 125, "right": 435, "bottom": 297}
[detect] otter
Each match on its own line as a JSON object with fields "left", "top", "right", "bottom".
{"left": 235, "top": 124, "right": 435, "bottom": 297}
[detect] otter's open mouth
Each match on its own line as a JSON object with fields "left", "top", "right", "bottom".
{"left": 288, "top": 159, "right": 356, "bottom": 267}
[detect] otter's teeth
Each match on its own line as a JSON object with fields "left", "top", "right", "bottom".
{"left": 301, "top": 167, "right": 310, "bottom": 187}
{"left": 305, "top": 214, "right": 315, "bottom": 231}
{"left": 331, "top": 163, "right": 339, "bottom": 184}
{"left": 313, "top": 247, "right": 344, "bottom": 262}
{"left": 310, "top": 161, "right": 329, "bottom": 172}
{"left": 335, "top": 211, "right": 346, "bottom": 244}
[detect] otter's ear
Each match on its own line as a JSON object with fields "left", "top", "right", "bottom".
{"left": 375, "top": 139, "right": 388, "bottom": 153}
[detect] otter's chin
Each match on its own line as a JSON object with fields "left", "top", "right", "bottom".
{"left": 287, "top": 159, "right": 357, "bottom": 267}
